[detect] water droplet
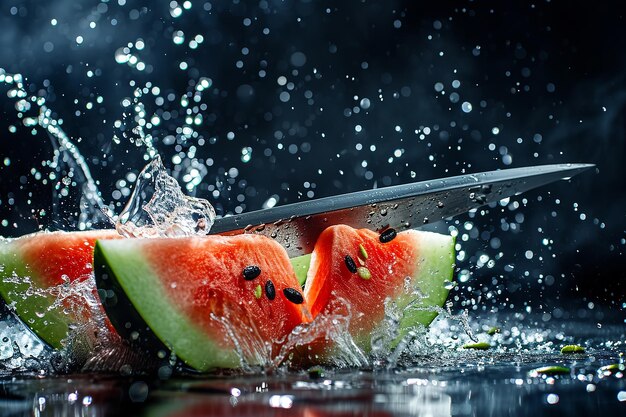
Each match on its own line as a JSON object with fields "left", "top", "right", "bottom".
{"left": 173, "top": 30, "right": 185, "bottom": 45}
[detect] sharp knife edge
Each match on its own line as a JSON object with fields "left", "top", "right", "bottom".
{"left": 211, "top": 163, "right": 594, "bottom": 257}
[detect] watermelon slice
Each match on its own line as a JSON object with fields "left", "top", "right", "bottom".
{"left": 94, "top": 225, "right": 454, "bottom": 370}
{"left": 303, "top": 225, "right": 454, "bottom": 352}
{"left": 0, "top": 230, "right": 121, "bottom": 350}
{"left": 94, "top": 234, "right": 310, "bottom": 371}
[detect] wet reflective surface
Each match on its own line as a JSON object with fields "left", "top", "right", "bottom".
{"left": 3, "top": 356, "right": 625, "bottom": 416}
{"left": 1, "top": 311, "right": 624, "bottom": 417}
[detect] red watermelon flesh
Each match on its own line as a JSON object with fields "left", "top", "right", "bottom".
{"left": 94, "top": 234, "right": 311, "bottom": 371}
{"left": 0, "top": 230, "right": 121, "bottom": 349}
{"left": 303, "top": 225, "right": 454, "bottom": 352}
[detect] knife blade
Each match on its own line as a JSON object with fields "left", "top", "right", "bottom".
{"left": 210, "top": 163, "right": 594, "bottom": 257}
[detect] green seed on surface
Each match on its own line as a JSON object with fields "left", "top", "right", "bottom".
{"left": 462, "top": 342, "right": 491, "bottom": 350}
{"left": 560, "top": 344, "right": 585, "bottom": 354}
{"left": 359, "top": 244, "right": 368, "bottom": 260}
{"left": 486, "top": 327, "right": 501, "bottom": 336}
{"left": 529, "top": 366, "right": 570, "bottom": 376}
{"left": 598, "top": 363, "right": 625, "bottom": 373}
{"left": 356, "top": 266, "right": 371, "bottom": 280}
{"left": 254, "top": 284, "right": 262, "bottom": 299}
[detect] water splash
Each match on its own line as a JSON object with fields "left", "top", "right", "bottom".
{"left": 273, "top": 297, "right": 369, "bottom": 369}
{"left": 0, "top": 265, "right": 120, "bottom": 371}
{"left": 1, "top": 69, "right": 112, "bottom": 230}
{"left": 0, "top": 317, "right": 50, "bottom": 375}
{"left": 116, "top": 156, "right": 216, "bottom": 237}
{"left": 1, "top": 67, "right": 219, "bottom": 237}
{"left": 212, "top": 289, "right": 478, "bottom": 372}
{"left": 209, "top": 310, "right": 273, "bottom": 372}
{"left": 118, "top": 86, "right": 159, "bottom": 160}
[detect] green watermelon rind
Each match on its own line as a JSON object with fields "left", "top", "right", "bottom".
{"left": 0, "top": 238, "right": 73, "bottom": 349}
{"left": 290, "top": 253, "right": 311, "bottom": 287}
{"left": 94, "top": 240, "right": 240, "bottom": 371}
{"left": 394, "top": 231, "right": 455, "bottom": 342}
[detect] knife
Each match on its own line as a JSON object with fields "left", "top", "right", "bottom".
{"left": 211, "top": 164, "right": 594, "bottom": 257}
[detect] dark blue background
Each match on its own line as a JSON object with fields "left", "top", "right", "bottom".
{"left": 0, "top": 1, "right": 624, "bottom": 310}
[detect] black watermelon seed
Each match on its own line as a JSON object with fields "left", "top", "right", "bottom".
{"left": 379, "top": 228, "right": 397, "bottom": 243}
{"left": 283, "top": 287, "right": 304, "bottom": 304}
{"left": 344, "top": 255, "right": 358, "bottom": 273}
{"left": 265, "top": 280, "right": 276, "bottom": 300}
{"left": 242, "top": 265, "right": 261, "bottom": 280}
